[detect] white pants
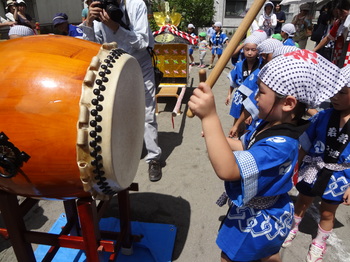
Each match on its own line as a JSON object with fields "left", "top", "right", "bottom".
{"left": 138, "top": 53, "right": 162, "bottom": 163}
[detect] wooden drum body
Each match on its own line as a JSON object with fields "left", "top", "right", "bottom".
{"left": 0, "top": 35, "right": 145, "bottom": 200}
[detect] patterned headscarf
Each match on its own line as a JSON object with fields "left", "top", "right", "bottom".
{"left": 252, "top": 30, "right": 268, "bottom": 43}
{"left": 341, "top": 65, "right": 350, "bottom": 87}
{"left": 258, "top": 49, "right": 347, "bottom": 108}
{"left": 272, "top": 45, "right": 300, "bottom": 59}
{"left": 244, "top": 34, "right": 262, "bottom": 46}
{"left": 257, "top": 38, "right": 283, "bottom": 54}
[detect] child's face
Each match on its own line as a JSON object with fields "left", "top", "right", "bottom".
{"left": 281, "top": 31, "right": 288, "bottom": 39}
{"left": 214, "top": 26, "right": 221, "bottom": 32}
{"left": 330, "top": 86, "right": 350, "bottom": 112}
{"left": 256, "top": 80, "right": 284, "bottom": 121}
{"left": 199, "top": 36, "right": 205, "bottom": 40}
{"left": 188, "top": 27, "right": 194, "bottom": 33}
{"left": 261, "top": 53, "right": 273, "bottom": 63}
{"left": 243, "top": 43, "right": 258, "bottom": 60}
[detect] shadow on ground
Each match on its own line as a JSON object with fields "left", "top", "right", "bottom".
{"left": 103, "top": 192, "right": 191, "bottom": 260}
{"left": 290, "top": 195, "right": 344, "bottom": 239}
{"left": 0, "top": 201, "right": 48, "bottom": 252}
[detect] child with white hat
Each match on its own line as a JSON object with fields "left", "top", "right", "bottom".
{"left": 187, "top": 23, "right": 197, "bottom": 66}
{"left": 208, "top": 21, "right": 228, "bottom": 69}
{"left": 281, "top": 23, "right": 297, "bottom": 46}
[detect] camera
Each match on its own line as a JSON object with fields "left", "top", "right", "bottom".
{"left": 93, "top": 0, "right": 123, "bottom": 23}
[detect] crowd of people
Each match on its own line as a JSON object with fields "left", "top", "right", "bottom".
{"left": 188, "top": 1, "right": 350, "bottom": 262}
{"left": 0, "top": 0, "right": 36, "bottom": 38}
{"left": 1, "top": 0, "right": 350, "bottom": 261}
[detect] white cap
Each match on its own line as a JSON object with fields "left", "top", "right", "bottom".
{"left": 188, "top": 24, "right": 195, "bottom": 29}
{"left": 16, "top": 0, "right": 27, "bottom": 6}
{"left": 281, "top": 23, "right": 296, "bottom": 37}
{"left": 214, "top": 21, "right": 222, "bottom": 28}
{"left": 6, "top": 0, "right": 15, "bottom": 6}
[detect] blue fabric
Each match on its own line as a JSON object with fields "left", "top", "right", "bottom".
{"left": 228, "top": 59, "right": 261, "bottom": 119}
{"left": 188, "top": 32, "right": 196, "bottom": 53}
{"left": 299, "top": 108, "right": 350, "bottom": 203}
{"left": 283, "top": 37, "right": 296, "bottom": 46}
{"left": 216, "top": 124, "right": 298, "bottom": 261}
{"left": 228, "top": 61, "right": 245, "bottom": 118}
{"left": 68, "top": 24, "right": 83, "bottom": 38}
{"left": 239, "top": 70, "right": 260, "bottom": 120}
{"left": 34, "top": 214, "right": 176, "bottom": 262}
{"left": 210, "top": 32, "right": 228, "bottom": 55}
{"left": 211, "top": 47, "right": 223, "bottom": 55}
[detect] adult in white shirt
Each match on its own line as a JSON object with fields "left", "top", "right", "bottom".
{"left": 81, "top": 0, "right": 163, "bottom": 182}
{"left": 0, "top": 15, "right": 15, "bottom": 29}
{"left": 258, "top": 1, "right": 277, "bottom": 37}
{"left": 5, "top": 0, "right": 16, "bottom": 22}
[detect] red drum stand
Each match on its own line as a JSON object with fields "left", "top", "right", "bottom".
{"left": 0, "top": 183, "right": 140, "bottom": 262}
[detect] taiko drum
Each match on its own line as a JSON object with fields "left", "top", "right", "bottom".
{"left": 0, "top": 35, "right": 145, "bottom": 200}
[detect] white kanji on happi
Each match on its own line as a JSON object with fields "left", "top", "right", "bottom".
{"left": 326, "top": 146, "right": 340, "bottom": 159}
{"left": 337, "top": 134, "right": 349, "bottom": 144}
{"left": 327, "top": 127, "right": 337, "bottom": 137}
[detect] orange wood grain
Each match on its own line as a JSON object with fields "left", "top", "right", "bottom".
{"left": 0, "top": 35, "right": 101, "bottom": 199}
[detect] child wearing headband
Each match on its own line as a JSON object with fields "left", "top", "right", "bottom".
{"left": 189, "top": 50, "right": 346, "bottom": 262}
{"left": 226, "top": 34, "right": 263, "bottom": 138}
{"left": 282, "top": 65, "right": 350, "bottom": 262}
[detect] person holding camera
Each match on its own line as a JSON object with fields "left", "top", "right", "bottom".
{"left": 13, "top": 0, "right": 35, "bottom": 30}
{"left": 81, "top": 0, "right": 163, "bottom": 182}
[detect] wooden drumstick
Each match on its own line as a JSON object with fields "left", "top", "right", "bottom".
{"left": 186, "top": 0, "right": 266, "bottom": 118}
{"left": 186, "top": 69, "right": 207, "bottom": 117}
{"left": 199, "top": 69, "right": 207, "bottom": 83}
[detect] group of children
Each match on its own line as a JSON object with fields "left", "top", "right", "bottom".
{"left": 188, "top": 25, "right": 350, "bottom": 262}
{"left": 187, "top": 21, "right": 229, "bottom": 69}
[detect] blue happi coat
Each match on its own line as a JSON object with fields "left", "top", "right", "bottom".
{"left": 298, "top": 109, "right": 350, "bottom": 203}
{"left": 228, "top": 58, "right": 261, "bottom": 119}
{"left": 217, "top": 121, "right": 309, "bottom": 261}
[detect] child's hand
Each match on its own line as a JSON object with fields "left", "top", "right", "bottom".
{"left": 343, "top": 186, "right": 350, "bottom": 206}
{"left": 188, "top": 82, "right": 216, "bottom": 120}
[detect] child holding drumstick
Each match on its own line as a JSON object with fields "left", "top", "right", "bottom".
{"left": 188, "top": 50, "right": 346, "bottom": 262}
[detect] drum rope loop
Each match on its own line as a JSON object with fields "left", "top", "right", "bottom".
{"left": 88, "top": 48, "right": 127, "bottom": 196}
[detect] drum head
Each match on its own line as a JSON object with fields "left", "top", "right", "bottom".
{"left": 77, "top": 43, "right": 145, "bottom": 199}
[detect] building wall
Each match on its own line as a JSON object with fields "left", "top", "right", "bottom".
{"left": 0, "top": 0, "right": 83, "bottom": 25}
{"left": 34, "top": 0, "right": 83, "bottom": 25}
